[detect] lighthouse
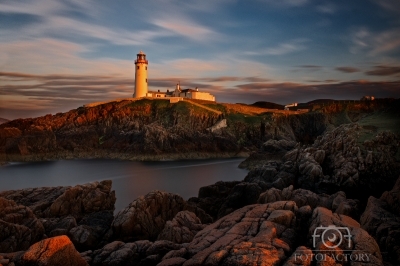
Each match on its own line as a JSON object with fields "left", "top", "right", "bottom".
{"left": 133, "top": 51, "right": 148, "bottom": 98}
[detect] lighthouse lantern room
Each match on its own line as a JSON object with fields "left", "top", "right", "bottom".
{"left": 133, "top": 51, "right": 148, "bottom": 98}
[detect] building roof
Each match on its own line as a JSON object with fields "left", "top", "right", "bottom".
{"left": 180, "top": 89, "right": 197, "bottom": 93}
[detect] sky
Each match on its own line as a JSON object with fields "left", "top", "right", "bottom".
{"left": 1, "top": 0, "right": 400, "bottom": 120}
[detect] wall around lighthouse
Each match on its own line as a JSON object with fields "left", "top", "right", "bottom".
{"left": 134, "top": 64, "right": 148, "bottom": 98}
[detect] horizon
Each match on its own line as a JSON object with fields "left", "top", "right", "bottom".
{"left": 1, "top": 0, "right": 400, "bottom": 120}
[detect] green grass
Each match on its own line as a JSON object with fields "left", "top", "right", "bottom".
{"left": 358, "top": 112, "right": 400, "bottom": 133}
{"left": 227, "top": 113, "right": 268, "bottom": 125}
{"left": 356, "top": 111, "right": 400, "bottom": 144}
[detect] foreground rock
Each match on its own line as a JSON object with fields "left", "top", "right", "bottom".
{"left": 157, "top": 211, "right": 205, "bottom": 244}
{"left": 112, "top": 191, "right": 187, "bottom": 242}
{"left": 258, "top": 185, "right": 360, "bottom": 219}
{"left": 1, "top": 235, "right": 88, "bottom": 266}
{"left": 0, "top": 180, "right": 116, "bottom": 253}
{"left": 188, "top": 181, "right": 265, "bottom": 221}
{"left": 0, "top": 197, "right": 45, "bottom": 253}
{"left": 361, "top": 176, "right": 400, "bottom": 264}
{"left": 0, "top": 180, "right": 116, "bottom": 220}
{"left": 309, "top": 207, "right": 383, "bottom": 266}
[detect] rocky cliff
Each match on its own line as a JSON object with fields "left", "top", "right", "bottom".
{"left": 3, "top": 98, "right": 398, "bottom": 163}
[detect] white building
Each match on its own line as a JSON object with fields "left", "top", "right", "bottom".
{"left": 170, "top": 84, "right": 215, "bottom": 102}
{"left": 284, "top": 103, "right": 298, "bottom": 110}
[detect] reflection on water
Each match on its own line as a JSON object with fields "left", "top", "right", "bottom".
{"left": 0, "top": 158, "right": 248, "bottom": 211}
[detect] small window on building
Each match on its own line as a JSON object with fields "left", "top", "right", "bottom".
{"left": 146, "top": 66, "right": 147, "bottom": 70}
{"left": 146, "top": 78, "right": 147, "bottom": 83}
{"left": 137, "top": 66, "right": 139, "bottom": 70}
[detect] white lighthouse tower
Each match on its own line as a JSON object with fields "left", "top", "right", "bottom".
{"left": 133, "top": 51, "right": 148, "bottom": 98}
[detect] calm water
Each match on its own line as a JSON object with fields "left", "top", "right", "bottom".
{"left": 0, "top": 158, "right": 248, "bottom": 211}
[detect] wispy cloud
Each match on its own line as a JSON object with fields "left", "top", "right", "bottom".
{"left": 152, "top": 16, "right": 217, "bottom": 42}
{"left": 350, "top": 27, "right": 400, "bottom": 56}
{"left": 365, "top": 65, "right": 400, "bottom": 76}
{"left": 296, "top": 65, "right": 323, "bottom": 72}
{"left": 261, "top": 0, "right": 309, "bottom": 8}
{"left": 335, "top": 67, "right": 360, "bottom": 73}
{"left": 246, "top": 39, "right": 309, "bottom": 56}
{"left": 316, "top": 2, "right": 337, "bottom": 14}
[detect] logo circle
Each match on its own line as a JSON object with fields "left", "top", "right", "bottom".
{"left": 321, "top": 227, "right": 343, "bottom": 248}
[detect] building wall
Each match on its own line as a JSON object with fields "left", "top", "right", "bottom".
{"left": 134, "top": 63, "right": 148, "bottom": 98}
{"left": 191, "top": 91, "right": 215, "bottom": 101}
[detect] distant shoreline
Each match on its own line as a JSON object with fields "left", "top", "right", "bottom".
{"left": 0, "top": 151, "right": 251, "bottom": 165}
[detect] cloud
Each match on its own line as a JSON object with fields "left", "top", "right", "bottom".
{"left": 370, "top": 0, "right": 400, "bottom": 14}
{"left": 151, "top": 16, "right": 217, "bottom": 42}
{"left": 247, "top": 39, "right": 309, "bottom": 56}
{"left": 316, "top": 3, "right": 337, "bottom": 14}
{"left": 2, "top": 70, "right": 400, "bottom": 120}
{"left": 365, "top": 65, "right": 400, "bottom": 76}
{"left": 297, "top": 65, "right": 322, "bottom": 71}
{"left": 335, "top": 67, "right": 360, "bottom": 73}
{"left": 349, "top": 27, "right": 400, "bottom": 56}
{"left": 261, "top": 0, "right": 309, "bottom": 7}
{"left": 0, "top": 38, "right": 135, "bottom": 76}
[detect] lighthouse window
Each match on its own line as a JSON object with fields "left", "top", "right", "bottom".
{"left": 146, "top": 78, "right": 148, "bottom": 83}
{"left": 137, "top": 66, "right": 139, "bottom": 70}
{"left": 146, "top": 66, "right": 147, "bottom": 70}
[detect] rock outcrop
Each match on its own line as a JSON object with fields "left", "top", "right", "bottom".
{"left": 0, "top": 180, "right": 116, "bottom": 220}
{"left": 244, "top": 123, "right": 400, "bottom": 199}
{"left": 0, "top": 180, "right": 116, "bottom": 254}
{"left": 68, "top": 210, "right": 114, "bottom": 252}
{"left": 157, "top": 211, "right": 205, "bottom": 244}
{"left": 309, "top": 207, "right": 383, "bottom": 266}
{"left": 154, "top": 201, "right": 383, "bottom": 266}
{"left": 360, "top": 176, "right": 400, "bottom": 264}
{"left": 0, "top": 197, "right": 45, "bottom": 253}
{"left": 112, "top": 191, "right": 187, "bottom": 242}
{"left": 2, "top": 235, "right": 88, "bottom": 266}
{"left": 258, "top": 185, "right": 360, "bottom": 219}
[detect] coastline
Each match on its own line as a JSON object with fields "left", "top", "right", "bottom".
{"left": 0, "top": 150, "right": 251, "bottom": 165}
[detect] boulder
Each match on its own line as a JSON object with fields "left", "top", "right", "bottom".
{"left": 157, "top": 211, "right": 205, "bottom": 244}
{"left": 258, "top": 185, "right": 360, "bottom": 219}
{"left": 48, "top": 180, "right": 116, "bottom": 220}
{"left": 217, "top": 182, "right": 262, "bottom": 218}
{"left": 0, "top": 197, "right": 44, "bottom": 252}
{"left": 283, "top": 246, "right": 313, "bottom": 266}
{"left": 0, "top": 180, "right": 116, "bottom": 221}
{"left": 16, "top": 235, "right": 88, "bottom": 266}
{"left": 40, "top": 216, "right": 77, "bottom": 237}
{"left": 91, "top": 240, "right": 151, "bottom": 266}
{"left": 68, "top": 210, "right": 114, "bottom": 251}
{"left": 188, "top": 181, "right": 240, "bottom": 221}
{"left": 112, "top": 191, "right": 186, "bottom": 241}
{"left": 309, "top": 207, "right": 383, "bottom": 266}
{"left": 90, "top": 240, "right": 184, "bottom": 266}
{"left": 360, "top": 177, "right": 400, "bottom": 264}
{"left": 262, "top": 139, "right": 296, "bottom": 154}
{"left": 162, "top": 202, "right": 299, "bottom": 266}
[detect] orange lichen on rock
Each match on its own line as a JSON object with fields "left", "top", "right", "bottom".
{"left": 21, "top": 235, "right": 88, "bottom": 266}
